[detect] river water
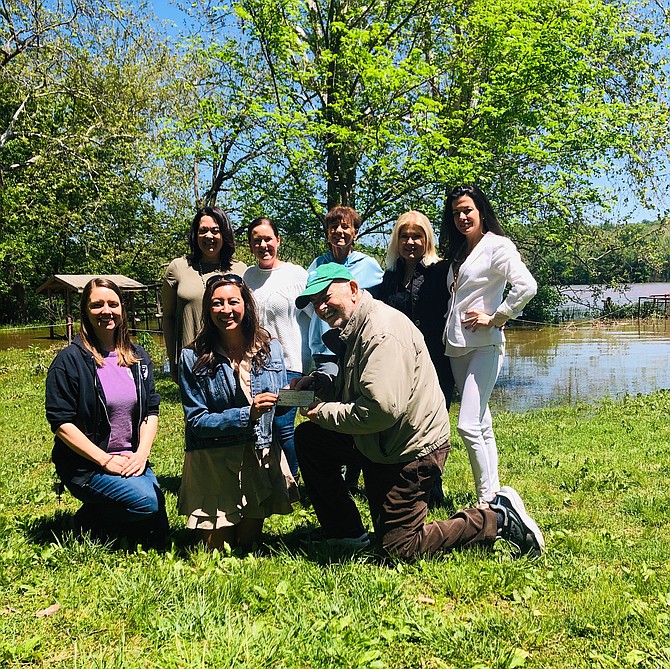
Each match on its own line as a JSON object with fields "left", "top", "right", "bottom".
{"left": 493, "top": 321, "right": 670, "bottom": 412}
{"left": 2, "top": 319, "right": 670, "bottom": 414}
{"left": 558, "top": 281, "right": 670, "bottom": 318}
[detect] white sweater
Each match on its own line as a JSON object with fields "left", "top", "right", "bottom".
{"left": 444, "top": 232, "right": 537, "bottom": 356}
{"left": 244, "top": 262, "right": 312, "bottom": 373}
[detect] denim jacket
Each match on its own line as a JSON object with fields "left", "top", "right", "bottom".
{"left": 179, "top": 339, "right": 288, "bottom": 451}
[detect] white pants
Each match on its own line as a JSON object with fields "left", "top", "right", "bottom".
{"left": 450, "top": 345, "right": 505, "bottom": 504}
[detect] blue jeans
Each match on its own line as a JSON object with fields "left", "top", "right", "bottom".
{"left": 65, "top": 466, "right": 168, "bottom": 537}
{"left": 273, "top": 370, "right": 302, "bottom": 477}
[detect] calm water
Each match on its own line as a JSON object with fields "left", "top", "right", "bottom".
{"left": 493, "top": 322, "right": 670, "bottom": 412}
{"left": 0, "top": 326, "right": 61, "bottom": 350}
{"left": 0, "top": 326, "right": 164, "bottom": 351}
{"left": 559, "top": 282, "right": 670, "bottom": 317}
{"left": 2, "top": 322, "right": 670, "bottom": 414}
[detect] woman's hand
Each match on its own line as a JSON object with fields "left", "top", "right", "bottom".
{"left": 101, "top": 453, "right": 130, "bottom": 475}
{"left": 101, "top": 452, "right": 148, "bottom": 477}
{"left": 118, "top": 451, "right": 149, "bottom": 477}
{"left": 249, "top": 392, "right": 278, "bottom": 421}
{"left": 462, "top": 310, "right": 508, "bottom": 332}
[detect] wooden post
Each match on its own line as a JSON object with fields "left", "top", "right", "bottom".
{"left": 155, "top": 285, "right": 163, "bottom": 333}
{"left": 128, "top": 292, "right": 137, "bottom": 335}
{"left": 48, "top": 289, "right": 55, "bottom": 339}
{"left": 143, "top": 290, "right": 150, "bottom": 331}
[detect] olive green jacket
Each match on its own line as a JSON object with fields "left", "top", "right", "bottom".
{"left": 313, "top": 291, "right": 450, "bottom": 464}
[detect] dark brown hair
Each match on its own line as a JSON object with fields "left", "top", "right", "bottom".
{"left": 187, "top": 206, "right": 236, "bottom": 267}
{"left": 323, "top": 206, "right": 361, "bottom": 236}
{"left": 441, "top": 185, "right": 504, "bottom": 262}
{"left": 190, "top": 275, "right": 271, "bottom": 374}
{"left": 247, "top": 216, "right": 280, "bottom": 243}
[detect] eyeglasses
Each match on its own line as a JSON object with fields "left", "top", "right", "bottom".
{"left": 205, "top": 273, "right": 244, "bottom": 288}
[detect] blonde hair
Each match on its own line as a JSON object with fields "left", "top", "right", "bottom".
{"left": 386, "top": 211, "right": 440, "bottom": 270}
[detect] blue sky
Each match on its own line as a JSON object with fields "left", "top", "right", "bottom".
{"left": 151, "top": 0, "right": 191, "bottom": 31}
{"left": 147, "top": 1, "right": 669, "bottom": 223}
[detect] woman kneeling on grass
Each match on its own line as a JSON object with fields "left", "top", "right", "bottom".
{"left": 45, "top": 278, "right": 168, "bottom": 547}
{"left": 177, "top": 274, "right": 297, "bottom": 551}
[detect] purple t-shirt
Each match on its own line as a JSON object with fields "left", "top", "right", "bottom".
{"left": 96, "top": 351, "right": 137, "bottom": 454}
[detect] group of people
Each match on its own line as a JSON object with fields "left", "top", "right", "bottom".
{"left": 45, "top": 185, "right": 544, "bottom": 560}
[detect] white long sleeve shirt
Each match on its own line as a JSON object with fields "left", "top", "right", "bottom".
{"left": 443, "top": 232, "right": 537, "bottom": 356}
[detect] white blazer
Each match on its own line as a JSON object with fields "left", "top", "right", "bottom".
{"left": 443, "top": 232, "right": 537, "bottom": 352}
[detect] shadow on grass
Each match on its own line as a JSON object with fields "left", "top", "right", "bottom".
{"left": 22, "top": 510, "right": 176, "bottom": 553}
{"left": 21, "top": 479, "right": 475, "bottom": 565}
{"left": 261, "top": 526, "right": 390, "bottom": 566}
{"left": 21, "top": 508, "right": 391, "bottom": 564}
{"left": 155, "top": 474, "right": 181, "bottom": 495}
{"left": 22, "top": 508, "right": 78, "bottom": 544}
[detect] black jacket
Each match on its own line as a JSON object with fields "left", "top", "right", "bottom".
{"left": 378, "top": 259, "right": 454, "bottom": 405}
{"left": 45, "top": 336, "right": 160, "bottom": 485}
{"left": 378, "top": 259, "right": 450, "bottom": 351}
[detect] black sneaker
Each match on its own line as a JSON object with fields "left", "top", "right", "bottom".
{"left": 490, "top": 486, "right": 545, "bottom": 558}
{"left": 325, "top": 532, "right": 371, "bottom": 550}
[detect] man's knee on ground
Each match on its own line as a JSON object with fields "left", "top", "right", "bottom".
{"left": 381, "top": 529, "right": 422, "bottom": 562}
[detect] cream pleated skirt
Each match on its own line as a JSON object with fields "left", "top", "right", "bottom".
{"left": 178, "top": 440, "right": 298, "bottom": 530}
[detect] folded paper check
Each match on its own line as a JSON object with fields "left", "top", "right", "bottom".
{"left": 276, "top": 389, "right": 315, "bottom": 407}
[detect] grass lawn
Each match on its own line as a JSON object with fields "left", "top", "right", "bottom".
{"left": 1, "top": 344, "right": 669, "bottom": 668}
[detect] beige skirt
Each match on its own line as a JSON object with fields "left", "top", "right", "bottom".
{"left": 178, "top": 440, "right": 298, "bottom": 530}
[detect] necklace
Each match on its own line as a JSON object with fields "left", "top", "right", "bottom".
{"left": 197, "top": 260, "right": 223, "bottom": 288}
{"left": 215, "top": 342, "right": 246, "bottom": 373}
{"left": 451, "top": 258, "right": 464, "bottom": 294}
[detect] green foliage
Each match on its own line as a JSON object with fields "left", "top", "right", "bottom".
{"left": 544, "top": 218, "right": 670, "bottom": 285}
{"left": 169, "top": 0, "right": 669, "bottom": 248}
{"left": 519, "top": 284, "right": 563, "bottom": 325}
{"left": 135, "top": 333, "right": 165, "bottom": 367}
{"left": 2, "top": 345, "right": 670, "bottom": 666}
{"left": 0, "top": 1, "right": 177, "bottom": 323}
{"left": 2, "top": 0, "right": 670, "bottom": 324}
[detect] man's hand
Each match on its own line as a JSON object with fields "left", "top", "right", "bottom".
{"left": 289, "top": 373, "right": 332, "bottom": 397}
{"left": 300, "top": 401, "right": 324, "bottom": 422}
{"left": 289, "top": 375, "right": 316, "bottom": 391}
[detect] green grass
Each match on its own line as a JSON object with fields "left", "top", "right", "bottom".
{"left": 1, "top": 345, "right": 670, "bottom": 668}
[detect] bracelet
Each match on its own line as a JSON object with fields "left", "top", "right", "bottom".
{"left": 102, "top": 454, "right": 114, "bottom": 468}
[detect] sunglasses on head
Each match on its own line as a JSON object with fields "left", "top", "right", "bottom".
{"left": 205, "top": 273, "right": 244, "bottom": 288}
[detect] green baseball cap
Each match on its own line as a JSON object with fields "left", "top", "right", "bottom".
{"left": 295, "top": 263, "right": 355, "bottom": 309}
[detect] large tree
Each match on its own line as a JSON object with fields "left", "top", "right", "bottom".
{"left": 172, "top": 0, "right": 669, "bottom": 265}
{"left": 0, "top": 0, "right": 174, "bottom": 322}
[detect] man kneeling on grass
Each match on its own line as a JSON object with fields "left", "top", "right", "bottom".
{"left": 291, "top": 263, "right": 544, "bottom": 560}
